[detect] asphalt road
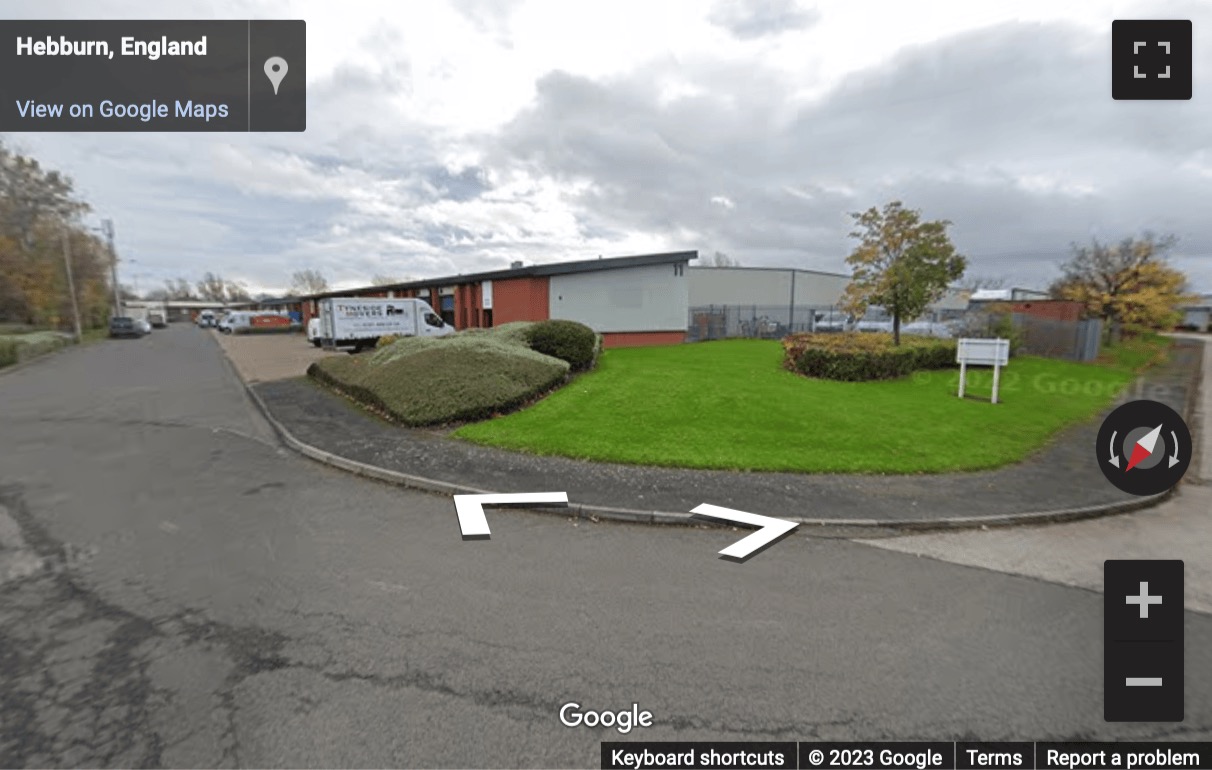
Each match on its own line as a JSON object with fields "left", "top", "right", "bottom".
{"left": 1, "top": 325, "right": 1209, "bottom": 769}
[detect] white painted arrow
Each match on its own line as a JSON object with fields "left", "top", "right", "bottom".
{"left": 453, "top": 492, "right": 568, "bottom": 539}
{"left": 1169, "top": 430, "right": 1181, "bottom": 468}
{"left": 690, "top": 503, "right": 799, "bottom": 561}
{"left": 1108, "top": 430, "right": 1120, "bottom": 468}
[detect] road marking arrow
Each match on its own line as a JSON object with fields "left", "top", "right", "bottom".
{"left": 1109, "top": 430, "right": 1120, "bottom": 468}
{"left": 1169, "top": 430, "right": 1181, "bottom": 468}
{"left": 453, "top": 492, "right": 569, "bottom": 539}
{"left": 690, "top": 503, "right": 799, "bottom": 562}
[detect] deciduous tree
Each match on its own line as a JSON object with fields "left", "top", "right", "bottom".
{"left": 842, "top": 201, "right": 967, "bottom": 345}
{"left": 1050, "top": 234, "right": 1194, "bottom": 337}
{"left": 0, "top": 142, "right": 110, "bottom": 329}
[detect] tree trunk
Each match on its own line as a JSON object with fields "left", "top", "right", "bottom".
{"left": 893, "top": 312, "right": 901, "bottom": 346}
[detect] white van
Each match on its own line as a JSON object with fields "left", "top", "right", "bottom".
{"left": 307, "top": 317, "right": 322, "bottom": 347}
{"left": 197, "top": 309, "right": 217, "bottom": 327}
{"left": 318, "top": 297, "right": 454, "bottom": 351}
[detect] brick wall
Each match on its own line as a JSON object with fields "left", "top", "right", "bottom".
{"left": 492, "top": 277, "right": 550, "bottom": 323}
{"left": 601, "top": 331, "right": 686, "bottom": 348}
{"left": 1010, "top": 300, "right": 1083, "bottom": 323}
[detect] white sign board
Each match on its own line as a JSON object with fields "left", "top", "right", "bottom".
{"left": 956, "top": 337, "right": 1010, "bottom": 404}
{"left": 482, "top": 280, "right": 493, "bottom": 310}
{"left": 957, "top": 338, "right": 1010, "bottom": 366}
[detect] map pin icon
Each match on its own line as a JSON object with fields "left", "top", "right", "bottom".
{"left": 264, "top": 56, "right": 288, "bottom": 95}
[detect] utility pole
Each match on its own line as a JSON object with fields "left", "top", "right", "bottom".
{"left": 102, "top": 218, "right": 120, "bottom": 315}
{"left": 61, "top": 230, "right": 83, "bottom": 343}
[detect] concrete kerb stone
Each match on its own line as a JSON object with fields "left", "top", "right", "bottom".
{"left": 241, "top": 379, "right": 716, "bottom": 528}
{"left": 226, "top": 337, "right": 1202, "bottom": 534}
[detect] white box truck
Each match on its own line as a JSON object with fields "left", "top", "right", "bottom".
{"left": 318, "top": 297, "right": 454, "bottom": 351}
{"left": 145, "top": 302, "right": 167, "bottom": 328}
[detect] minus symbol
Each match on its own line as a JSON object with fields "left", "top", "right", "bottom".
{"left": 1126, "top": 677, "right": 1163, "bottom": 686}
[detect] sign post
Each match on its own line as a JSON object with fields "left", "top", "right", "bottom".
{"left": 957, "top": 338, "right": 1010, "bottom": 404}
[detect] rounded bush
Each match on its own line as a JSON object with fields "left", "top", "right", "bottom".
{"left": 524, "top": 319, "right": 598, "bottom": 371}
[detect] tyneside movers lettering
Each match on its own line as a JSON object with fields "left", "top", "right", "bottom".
{"left": 15, "top": 36, "right": 208, "bottom": 60}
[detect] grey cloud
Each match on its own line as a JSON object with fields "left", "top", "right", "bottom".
{"left": 708, "top": 0, "right": 820, "bottom": 40}
{"left": 494, "top": 16, "right": 1212, "bottom": 288}
{"left": 425, "top": 166, "right": 490, "bottom": 202}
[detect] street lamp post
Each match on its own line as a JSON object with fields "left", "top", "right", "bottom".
{"left": 60, "top": 230, "right": 83, "bottom": 342}
{"left": 101, "top": 218, "right": 120, "bottom": 315}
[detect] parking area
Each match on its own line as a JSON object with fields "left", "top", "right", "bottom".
{"left": 209, "top": 328, "right": 343, "bottom": 383}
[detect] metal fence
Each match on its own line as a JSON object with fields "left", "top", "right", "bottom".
{"left": 1013, "top": 314, "right": 1102, "bottom": 361}
{"left": 687, "top": 304, "right": 1104, "bottom": 361}
{"left": 687, "top": 305, "right": 853, "bottom": 341}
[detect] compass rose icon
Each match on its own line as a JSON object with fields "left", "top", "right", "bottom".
{"left": 1097, "top": 400, "right": 1191, "bottom": 495}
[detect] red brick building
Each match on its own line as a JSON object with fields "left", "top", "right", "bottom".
{"left": 1008, "top": 300, "right": 1085, "bottom": 322}
{"left": 300, "top": 251, "right": 695, "bottom": 348}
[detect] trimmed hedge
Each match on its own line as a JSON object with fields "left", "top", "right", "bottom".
{"left": 310, "top": 330, "right": 570, "bottom": 426}
{"left": 524, "top": 319, "right": 597, "bottom": 371}
{"left": 783, "top": 332, "right": 956, "bottom": 382}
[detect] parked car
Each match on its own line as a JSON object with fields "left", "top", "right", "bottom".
{"left": 812, "top": 311, "right": 853, "bottom": 332}
{"left": 901, "top": 320, "right": 956, "bottom": 339}
{"left": 108, "top": 317, "right": 142, "bottom": 339}
{"left": 134, "top": 318, "right": 152, "bottom": 335}
{"left": 854, "top": 318, "right": 894, "bottom": 333}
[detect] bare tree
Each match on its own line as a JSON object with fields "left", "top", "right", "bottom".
{"left": 196, "top": 272, "right": 228, "bottom": 302}
{"left": 162, "top": 278, "right": 197, "bottom": 300}
{"left": 290, "top": 269, "right": 329, "bottom": 295}
{"left": 225, "top": 281, "right": 252, "bottom": 302}
{"left": 959, "top": 275, "right": 1008, "bottom": 292}
{"left": 371, "top": 274, "right": 410, "bottom": 286}
{"left": 698, "top": 251, "right": 740, "bottom": 267}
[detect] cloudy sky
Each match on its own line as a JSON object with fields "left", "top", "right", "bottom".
{"left": 4, "top": 0, "right": 1211, "bottom": 295}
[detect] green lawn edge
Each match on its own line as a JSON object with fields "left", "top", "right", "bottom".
{"left": 452, "top": 336, "right": 1173, "bottom": 475}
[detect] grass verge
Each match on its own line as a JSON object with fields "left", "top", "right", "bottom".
{"left": 0, "top": 331, "right": 77, "bottom": 369}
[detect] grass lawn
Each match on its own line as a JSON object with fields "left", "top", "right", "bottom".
{"left": 453, "top": 337, "right": 1171, "bottom": 474}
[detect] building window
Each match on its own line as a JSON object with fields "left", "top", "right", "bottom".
{"left": 674, "top": 263, "right": 684, "bottom": 276}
